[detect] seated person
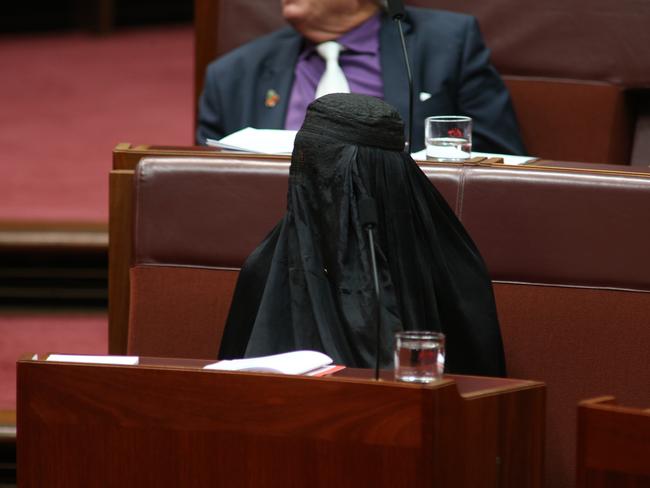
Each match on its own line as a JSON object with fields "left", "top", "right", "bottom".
{"left": 219, "top": 93, "right": 506, "bottom": 377}
{"left": 197, "top": 0, "right": 525, "bottom": 154}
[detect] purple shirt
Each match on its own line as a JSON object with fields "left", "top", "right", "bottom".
{"left": 284, "top": 14, "right": 384, "bottom": 130}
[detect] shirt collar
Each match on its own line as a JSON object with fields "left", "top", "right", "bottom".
{"left": 337, "top": 12, "right": 381, "bottom": 54}
{"left": 299, "top": 12, "right": 381, "bottom": 60}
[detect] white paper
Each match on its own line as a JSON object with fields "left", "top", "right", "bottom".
{"left": 206, "top": 127, "right": 297, "bottom": 155}
{"left": 411, "top": 148, "right": 536, "bottom": 166}
{"left": 46, "top": 354, "right": 139, "bottom": 365}
{"left": 208, "top": 128, "right": 535, "bottom": 165}
{"left": 204, "top": 350, "right": 333, "bottom": 375}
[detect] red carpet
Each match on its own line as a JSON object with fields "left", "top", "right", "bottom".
{"left": 0, "top": 25, "right": 193, "bottom": 223}
{"left": 0, "top": 26, "right": 193, "bottom": 413}
{"left": 0, "top": 312, "right": 107, "bottom": 410}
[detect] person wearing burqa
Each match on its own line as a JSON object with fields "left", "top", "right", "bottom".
{"left": 219, "top": 93, "right": 506, "bottom": 377}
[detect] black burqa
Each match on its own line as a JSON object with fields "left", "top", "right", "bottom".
{"left": 219, "top": 93, "right": 506, "bottom": 377}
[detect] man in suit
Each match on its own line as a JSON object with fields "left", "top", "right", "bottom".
{"left": 197, "top": 0, "right": 525, "bottom": 154}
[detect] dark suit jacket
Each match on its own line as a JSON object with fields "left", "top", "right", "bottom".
{"left": 197, "top": 7, "right": 525, "bottom": 154}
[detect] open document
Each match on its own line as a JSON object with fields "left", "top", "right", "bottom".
{"left": 45, "top": 354, "right": 139, "bottom": 365}
{"left": 206, "top": 127, "right": 297, "bottom": 155}
{"left": 204, "top": 350, "right": 344, "bottom": 376}
{"left": 207, "top": 127, "right": 536, "bottom": 165}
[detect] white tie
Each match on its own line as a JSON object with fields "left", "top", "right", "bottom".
{"left": 314, "top": 41, "right": 350, "bottom": 99}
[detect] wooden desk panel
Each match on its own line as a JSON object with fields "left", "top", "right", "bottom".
{"left": 577, "top": 396, "right": 650, "bottom": 487}
{"left": 17, "top": 356, "right": 544, "bottom": 487}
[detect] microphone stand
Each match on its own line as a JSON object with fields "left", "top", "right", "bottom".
{"left": 395, "top": 19, "right": 413, "bottom": 154}
{"left": 387, "top": 0, "right": 413, "bottom": 153}
{"left": 359, "top": 197, "right": 381, "bottom": 380}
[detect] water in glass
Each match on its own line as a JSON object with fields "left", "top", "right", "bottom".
{"left": 394, "top": 334, "right": 444, "bottom": 383}
{"left": 425, "top": 137, "right": 471, "bottom": 161}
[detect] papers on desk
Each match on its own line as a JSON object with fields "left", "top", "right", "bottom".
{"left": 208, "top": 128, "right": 536, "bottom": 165}
{"left": 410, "top": 149, "right": 537, "bottom": 166}
{"left": 45, "top": 354, "right": 139, "bottom": 365}
{"left": 204, "top": 350, "right": 343, "bottom": 376}
{"left": 206, "top": 127, "right": 297, "bottom": 155}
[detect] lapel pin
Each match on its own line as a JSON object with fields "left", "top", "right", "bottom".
{"left": 265, "top": 89, "right": 280, "bottom": 108}
{"left": 419, "top": 92, "right": 432, "bottom": 102}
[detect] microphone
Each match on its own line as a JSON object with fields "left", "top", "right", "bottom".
{"left": 386, "top": 0, "right": 405, "bottom": 20}
{"left": 386, "top": 0, "right": 413, "bottom": 153}
{"left": 359, "top": 197, "right": 382, "bottom": 380}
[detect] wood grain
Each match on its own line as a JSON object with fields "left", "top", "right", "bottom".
{"left": 108, "top": 170, "right": 134, "bottom": 354}
{"left": 577, "top": 397, "right": 650, "bottom": 487}
{"left": 17, "top": 358, "right": 544, "bottom": 487}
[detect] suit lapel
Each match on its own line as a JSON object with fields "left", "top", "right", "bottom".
{"left": 380, "top": 11, "right": 414, "bottom": 133}
{"left": 256, "top": 30, "right": 303, "bottom": 130}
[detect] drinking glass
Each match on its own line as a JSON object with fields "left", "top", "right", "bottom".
{"left": 394, "top": 331, "right": 445, "bottom": 383}
{"left": 425, "top": 116, "right": 472, "bottom": 161}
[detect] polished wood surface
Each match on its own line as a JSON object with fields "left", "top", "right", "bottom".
{"left": 112, "top": 142, "right": 226, "bottom": 170}
{"left": 577, "top": 396, "right": 650, "bottom": 487}
{"left": 108, "top": 170, "right": 134, "bottom": 354}
{"left": 18, "top": 356, "right": 544, "bottom": 487}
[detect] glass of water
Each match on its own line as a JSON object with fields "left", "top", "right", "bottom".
{"left": 425, "top": 116, "right": 472, "bottom": 161}
{"left": 394, "top": 331, "right": 445, "bottom": 383}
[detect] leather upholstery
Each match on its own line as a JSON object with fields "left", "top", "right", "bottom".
{"left": 503, "top": 77, "right": 633, "bottom": 164}
{"left": 132, "top": 158, "right": 289, "bottom": 268}
{"left": 133, "top": 158, "right": 650, "bottom": 291}
{"left": 412, "top": 0, "right": 650, "bottom": 87}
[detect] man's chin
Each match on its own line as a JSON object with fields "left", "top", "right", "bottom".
{"left": 283, "top": 17, "right": 315, "bottom": 41}
{"left": 282, "top": 3, "right": 306, "bottom": 22}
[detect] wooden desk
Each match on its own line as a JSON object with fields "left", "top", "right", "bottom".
{"left": 18, "top": 355, "right": 544, "bottom": 487}
{"left": 577, "top": 396, "right": 650, "bottom": 487}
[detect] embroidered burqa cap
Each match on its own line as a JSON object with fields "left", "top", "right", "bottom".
{"left": 219, "top": 93, "right": 505, "bottom": 376}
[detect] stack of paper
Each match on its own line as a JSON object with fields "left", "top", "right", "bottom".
{"left": 206, "top": 127, "right": 297, "bottom": 155}
{"left": 204, "top": 350, "right": 342, "bottom": 376}
{"left": 45, "top": 354, "right": 139, "bottom": 365}
{"left": 208, "top": 127, "right": 536, "bottom": 165}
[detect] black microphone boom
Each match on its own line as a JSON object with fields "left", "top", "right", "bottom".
{"left": 386, "top": 1, "right": 413, "bottom": 152}
{"left": 359, "top": 197, "right": 382, "bottom": 381}
{"left": 387, "top": 0, "right": 405, "bottom": 20}
{"left": 359, "top": 197, "right": 378, "bottom": 229}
